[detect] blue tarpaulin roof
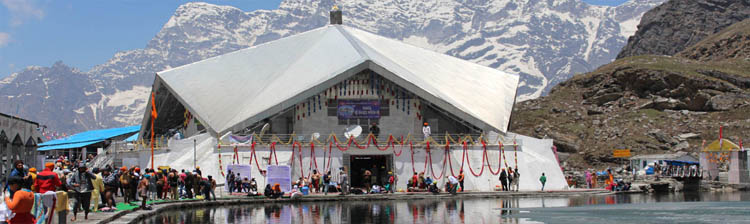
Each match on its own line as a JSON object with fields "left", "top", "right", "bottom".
{"left": 663, "top": 160, "right": 700, "bottom": 166}
{"left": 37, "top": 125, "right": 140, "bottom": 151}
{"left": 125, "top": 133, "right": 139, "bottom": 142}
{"left": 38, "top": 140, "right": 104, "bottom": 151}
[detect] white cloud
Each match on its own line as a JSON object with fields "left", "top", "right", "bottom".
{"left": 1, "top": 0, "right": 45, "bottom": 27}
{"left": 0, "top": 32, "right": 10, "bottom": 47}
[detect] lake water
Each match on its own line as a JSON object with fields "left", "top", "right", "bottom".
{"left": 140, "top": 192, "right": 750, "bottom": 224}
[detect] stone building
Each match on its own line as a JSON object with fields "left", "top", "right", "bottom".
{"left": 0, "top": 112, "right": 42, "bottom": 178}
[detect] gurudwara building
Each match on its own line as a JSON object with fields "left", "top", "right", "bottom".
{"left": 137, "top": 12, "right": 566, "bottom": 191}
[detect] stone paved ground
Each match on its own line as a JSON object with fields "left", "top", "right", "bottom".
{"left": 68, "top": 188, "right": 608, "bottom": 224}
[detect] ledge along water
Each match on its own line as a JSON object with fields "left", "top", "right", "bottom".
{"left": 98, "top": 190, "right": 750, "bottom": 224}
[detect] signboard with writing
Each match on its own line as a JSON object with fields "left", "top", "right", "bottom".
{"left": 266, "top": 165, "right": 292, "bottom": 192}
{"left": 613, "top": 149, "right": 631, "bottom": 158}
{"left": 226, "top": 164, "right": 252, "bottom": 190}
{"left": 338, "top": 100, "right": 380, "bottom": 119}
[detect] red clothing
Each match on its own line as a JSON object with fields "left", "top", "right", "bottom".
{"left": 5, "top": 189, "right": 36, "bottom": 224}
{"left": 34, "top": 168, "right": 61, "bottom": 193}
{"left": 411, "top": 175, "right": 418, "bottom": 187}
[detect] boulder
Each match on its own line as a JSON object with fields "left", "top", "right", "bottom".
{"left": 652, "top": 97, "right": 687, "bottom": 110}
{"left": 677, "top": 133, "right": 700, "bottom": 141}
{"left": 549, "top": 132, "right": 580, "bottom": 153}
{"left": 648, "top": 129, "right": 677, "bottom": 145}
{"left": 591, "top": 93, "right": 623, "bottom": 106}
{"left": 707, "top": 93, "right": 749, "bottom": 111}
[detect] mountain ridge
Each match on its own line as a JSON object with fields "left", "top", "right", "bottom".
{"left": 0, "top": 0, "right": 665, "bottom": 133}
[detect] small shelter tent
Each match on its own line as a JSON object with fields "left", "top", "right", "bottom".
{"left": 703, "top": 139, "right": 741, "bottom": 152}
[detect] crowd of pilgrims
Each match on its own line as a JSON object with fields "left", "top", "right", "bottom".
{"left": 3, "top": 157, "right": 218, "bottom": 223}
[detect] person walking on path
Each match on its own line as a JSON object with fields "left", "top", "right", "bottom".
{"left": 91, "top": 168, "right": 105, "bottom": 212}
{"left": 539, "top": 173, "right": 547, "bottom": 191}
{"left": 102, "top": 168, "right": 119, "bottom": 210}
{"left": 499, "top": 168, "right": 508, "bottom": 191}
{"left": 68, "top": 163, "right": 96, "bottom": 221}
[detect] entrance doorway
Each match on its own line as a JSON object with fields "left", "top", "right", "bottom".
{"left": 349, "top": 155, "right": 392, "bottom": 189}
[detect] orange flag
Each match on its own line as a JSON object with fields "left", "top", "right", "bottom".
{"left": 151, "top": 92, "right": 158, "bottom": 119}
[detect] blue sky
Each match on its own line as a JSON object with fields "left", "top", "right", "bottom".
{"left": 0, "top": 0, "right": 627, "bottom": 78}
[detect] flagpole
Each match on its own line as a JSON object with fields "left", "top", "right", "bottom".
{"left": 151, "top": 92, "right": 158, "bottom": 170}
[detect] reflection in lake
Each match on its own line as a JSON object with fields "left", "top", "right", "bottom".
{"left": 141, "top": 191, "right": 750, "bottom": 224}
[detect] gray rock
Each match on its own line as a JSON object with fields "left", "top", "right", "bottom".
{"left": 591, "top": 93, "right": 623, "bottom": 106}
{"left": 648, "top": 129, "right": 677, "bottom": 145}
{"left": 677, "top": 133, "right": 700, "bottom": 140}
{"left": 674, "top": 141, "right": 690, "bottom": 151}
{"left": 617, "top": 0, "right": 750, "bottom": 59}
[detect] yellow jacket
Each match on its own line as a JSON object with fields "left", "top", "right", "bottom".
{"left": 28, "top": 172, "right": 38, "bottom": 192}
{"left": 92, "top": 173, "right": 105, "bottom": 193}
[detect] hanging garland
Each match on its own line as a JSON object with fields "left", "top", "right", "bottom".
{"left": 483, "top": 141, "right": 501, "bottom": 175}
{"left": 233, "top": 146, "right": 239, "bottom": 164}
{"left": 514, "top": 141, "right": 519, "bottom": 170}
{"left": 248, "top": 142, "right": 267, "bottom": 175}
{"left": 218, "top": 144, "right": 225, "bottom": 177}
{"left": 231, "top": 133, "right": 506, "bottom": 179}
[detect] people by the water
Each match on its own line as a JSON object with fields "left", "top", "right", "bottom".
{"left": 265, "top": 184, "right": 283, "bottom": 199}
{"left": 512, "top": 168, "right": 520, "bottom": 192}
{"left": 458, "top": 170, "right": 465, "bottom": 192}
{"left": 499, "top": 168, "right": 508, "bottom": 191}
{"left": 338, "top": 168, "right": 349, "bottom": 195}
{"left": 539, "top": 173, "right": 547, "bottom": 191}
{"left": 447, "top": 175, "right": 460, "bottom": 194}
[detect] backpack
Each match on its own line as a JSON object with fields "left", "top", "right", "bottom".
{"left": 120, "top": 174, "right": 129, "bottom": 186}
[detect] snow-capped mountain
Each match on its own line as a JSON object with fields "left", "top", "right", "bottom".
{"left": 0, "top": 0, "right": 665, "bottom": 133}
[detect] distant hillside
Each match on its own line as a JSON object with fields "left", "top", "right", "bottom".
{"left": 678, "top": 18, "right": 750, "bottom": 62}
{"left": 617, "top": 0, "right": 750, "bottom": 59}
{"left": 513, "top": 14, "right": 750, "bottom": 168}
